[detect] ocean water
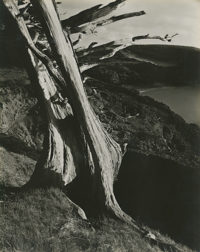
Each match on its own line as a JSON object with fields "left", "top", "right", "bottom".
{"left": 141, "top": 86, "right": 200, "bottom": 126}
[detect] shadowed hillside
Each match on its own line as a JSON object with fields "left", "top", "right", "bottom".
{"left": 84, "top": 44, "right": 200, "bottom": 88}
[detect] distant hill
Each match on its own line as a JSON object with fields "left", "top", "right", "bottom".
{"left": 85, "top": 44, "right": 200, "bottom": 88}
{"left": 1, "top": 24, "right": 200, "bottom": 88}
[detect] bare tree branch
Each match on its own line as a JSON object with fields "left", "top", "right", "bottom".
{"left": 62, "top": 0, "right": 125, "bottom": 29}
{"left": 80, "top": 63, "right": 99, "bottom": 73}
{"left": 4, "top": 0, "right": 67, "bottom": 92}
{"left": 132, "top": 33, "right": 179, "bottom": 42}
{"left": 27, "top": 42, "right": 66, "bottom": 90}
{"left": 70, "top": 10, "right": 146, "bottom": 34}
{"left": 72, "top": 34, "right": 82, "bottom": 46}
{"left": 78, "top": 33, "right": 178, "bottom": 71}
{"left": 88, "top": 42, "right": 98, "bottom": 49}
{"left": 97, "top": 10, "right": 146, "bottom": 26}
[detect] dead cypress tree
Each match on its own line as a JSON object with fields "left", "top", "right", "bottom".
{"left": 2, "top": 0, "right": 177, "bottom": 230}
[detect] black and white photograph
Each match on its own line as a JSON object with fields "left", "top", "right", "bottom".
{"left": 0, "top": 0, "right": 200, "bottom": 251}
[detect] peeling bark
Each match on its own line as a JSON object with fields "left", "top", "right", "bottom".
{"left": 3, "top": 0, "right": 87, "bottom": 189}
{"left": 3, "top": 0, "right": 129, "bottom": 223}
{"left": 30, "top": 0, "right": 141, "bottom": 225}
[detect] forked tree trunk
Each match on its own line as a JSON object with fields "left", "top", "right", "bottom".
{"left": 3, "top": 0, "right": 139, "bottom": 227}
{"left": 34, "top": 0, "right": 136, "bottom": 224}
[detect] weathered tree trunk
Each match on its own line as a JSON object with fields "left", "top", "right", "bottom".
{"left": 3, "top": 0, "right": 137, "bottom": 225}
{"left": 3, "top": 0, "right": 88, "bottom": 187}
{"left": 3, "top": 0, "right": 88, "bottom": 220}
{"left": 33, "top": 0, "right": 137, "bottom": 225}
{"left": 32, "top": 61, "right": 86, "bottom": 187}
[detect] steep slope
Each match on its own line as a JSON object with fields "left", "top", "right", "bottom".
{"left": 0, "top": 187, "right": 194, "bottom": 252}
{"left": 1, "top": 66, "right": 200, "bottom": 250}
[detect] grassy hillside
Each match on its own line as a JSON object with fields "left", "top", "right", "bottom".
{"left": 1, "top": 67, "right": 200, "bottom": 251}
{"left": 0, "top": 187, "right": 194, "bottom": 252}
